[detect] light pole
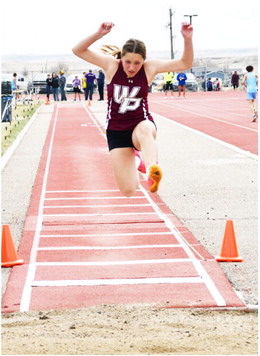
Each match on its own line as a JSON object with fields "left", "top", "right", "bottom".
{"left": 167, "top": 8, "right": 175, "bottom": 59}
{"left": 184, "top": 14, "right": 198, "bottom": 25}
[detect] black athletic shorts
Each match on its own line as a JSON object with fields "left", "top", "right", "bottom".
{"left": 106, "top": 129, "right": 137, "bottom": 151}
{"left": 106, "top": 121, "right": 157, "bottom": 151}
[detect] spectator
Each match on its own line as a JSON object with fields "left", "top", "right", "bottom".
{"left": 85, "top": 69, "right": 96, "bottom": 102}
{"left": 11, "top": 73, "right": 18, "bottom": 92}
{"left": 231, "top": 71, "right": 239, "bottom": 90}
{"left": 207, "top": 77, "right": 213, "bottom": 91}
{"left": 163, "top": 71, "right": 174, "bottom": 96}
{"left": 46, "top": 74, "right": 52, "bottom": 102}
{"left": 72, "top": 75, "right": 82, "bottom": 101}
{"left": 97, "top": 69, "right": 105, "bottom": 100}
{"left": 11, "top": 72, "right": 20, "bottom": 99}
{"left": 59, "top": 70, "right": 67, "bottom": 101}
{"left": 51, "top": 72, "right": 60, "bottom": 101}
{"left": 176, "top": 72, "right": 187, "bottom": 97}
{"left": 215, "top": 78, "right": 220, "bottom": 91}
{"left": 82, "top": 72, "right": 87, "bottom": 100}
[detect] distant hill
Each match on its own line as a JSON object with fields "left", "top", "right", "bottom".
{"left": 2, "top": 47, "right": 257, "bottom": 62}
{"left": 1, "top": 48, "right": 258, "bottom": 77}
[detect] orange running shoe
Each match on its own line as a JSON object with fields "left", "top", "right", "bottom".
{"left": 148, "top": 164, "right": 163, "bottom": 193}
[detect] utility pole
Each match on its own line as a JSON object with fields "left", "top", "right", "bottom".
{"left": 168, "top": 8, "right": 174, "bottom": 59}
{"left": 184, "top": 14, "right": 198, "bottom": 25}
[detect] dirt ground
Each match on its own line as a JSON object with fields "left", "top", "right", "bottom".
{"left": 1, "top": 303, "right": 258, "bottom": 355}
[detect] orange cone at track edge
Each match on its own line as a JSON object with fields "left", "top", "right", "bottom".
{"left": 216, "top": 220, "right": 243, "bottom": 262}
{"left": 1, "top": 225, "right": 24, "bottom": 267}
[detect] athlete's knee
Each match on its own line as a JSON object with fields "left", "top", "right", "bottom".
{"left": 119, "top": 182, "right": 138, "bottom": 197}
{"left": 135, "top": 123, "right": 154, "bottom": 140}
{"left": 120, "top": 187, "right": 136, "bottom": 197}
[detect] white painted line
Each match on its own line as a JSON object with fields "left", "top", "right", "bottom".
{"left": 32, "top": 276, "right": 203, "bottom": 287}
{"left": 40, "top": 232, "right": 174, "bottom": 238}
{"left": 46, "top": 189, "right": 141, "bottom": 193}
{"left": 152, "top": 112, "right": 258, "bottom": 160}
{"left": 43, "top": 212, "right": 158, "bottom": 217}
{"left": 1, "top": 105, "right": 44, "bottom": 171}
{"left": 139, "top": 185, "right": 227, "bottom": 307}
{"left": 38, "top": 244, "right": 181, "bottom": 251}
{"left": 153, "top": 104, "right": 257, "bottom": 132}
{"left": 43, "top": 204, "right": 152, "bottom": 208}
{"left": 36, "top": 258, "right": 193, "bottom": 266}
{"left": 19, "top": 104, "right": 60, "bottom": 312}
{"left": 44, "top": 196, "right": 146, "bottom": 200}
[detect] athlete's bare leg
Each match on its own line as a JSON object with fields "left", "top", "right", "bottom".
{"left": 132, "top": 120, "right": 157, "bottom": 168}
{"left": 248, "top": 99, "right": 258, "bottom": 121}
{"left": 132, "top": 120, "right": 163, "bottom": 193}
{"left": 109, "top": 147, "right": 139, "bottom": 197}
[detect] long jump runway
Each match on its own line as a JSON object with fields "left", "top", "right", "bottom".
{"left": 2, "top": 102, "right": 245, "bottom": 312}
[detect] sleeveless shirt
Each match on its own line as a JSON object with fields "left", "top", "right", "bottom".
{"left": 106, "top": 60, "right": 154, "bottom": 130}
{"left": 246, "top": 72, "right": 257, "bottom": 93}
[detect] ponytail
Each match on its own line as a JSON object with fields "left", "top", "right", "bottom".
{"left": 100, "top": 45, "right": 121, "bottom": 59}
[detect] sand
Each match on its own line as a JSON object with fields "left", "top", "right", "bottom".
{"left": 1, "top": 304, "right": 258, "bottom": 355}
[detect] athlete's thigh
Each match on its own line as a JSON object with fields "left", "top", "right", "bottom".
{"left": 132, "top": 120, "right": 157, "bottom": 151}
{"left": 109, "top": 147, "right": 138, "bottom": 193}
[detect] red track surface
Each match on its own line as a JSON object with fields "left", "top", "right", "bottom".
{"left": 149, "top": 91, "right": 258, "bottom": 155}
{"left": 2, "top": 101, "right": 245, "bottom": 312}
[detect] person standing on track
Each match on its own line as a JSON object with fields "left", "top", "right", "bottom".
{"left": 231, "top": 71, "right": 239, "bottom": 90}
{"left": 97, "top": 69, "right": 105, "bottom": 100}
{"left": 176, "top": 72, "right": 187, "bottom": 97}
{"left": 85, "top": 69, "right": 96, "bottom": 102}
{"left": 72, "top": 22, "right": 193, "bottom": 196}
{"left": 242, "top": 65, "right": 258, "bottom": 122}
{"left": 163, "top": 71, "right": 174, "bottom": 96}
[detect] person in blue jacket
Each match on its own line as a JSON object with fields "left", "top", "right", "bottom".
{"left": 177, "top": 72, "right": 187, "bottom": 97}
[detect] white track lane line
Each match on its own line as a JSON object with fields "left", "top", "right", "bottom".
{"left": 37, "top": 244, "right": 181, "bottom": 251}
{"left": 40, "top": 232, "right": 174, "bottom": 238}
{"left": 152, "top": 112, "right": 258, "bottom": 160}
{"left": 36, "top": 258, "right": 193, "bottom": 266}
{"left": 32, "top": 277, "right": 203, "bottom": 287}
{"left": 19, "top": 104, "right": 60, "bottom": 312}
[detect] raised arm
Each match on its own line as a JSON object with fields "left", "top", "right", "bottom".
{"left": 72, "top": 22, "right": 118, "bottom": 74}
{"left": 145, "top": 23, "right": 194, "bottom": 83}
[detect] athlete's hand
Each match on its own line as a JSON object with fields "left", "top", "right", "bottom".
{"left": 181, "top": 22, "right": 193, "bottom": 39}
{"left": 97, "top": 22, "right": 115, "bottom": 36}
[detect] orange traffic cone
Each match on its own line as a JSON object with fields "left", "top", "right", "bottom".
{"left": 45, "top": 98, "right": 50, "bottom": 105}
{"left": 1, "top": 225, "right": 24, "bottom": 267}
{"left": 216, "top": 220, "right": 243, "bottom": 262}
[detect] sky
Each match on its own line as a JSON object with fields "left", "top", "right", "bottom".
{"left": 1, "top": 0, "right": 258, "bottom": 57}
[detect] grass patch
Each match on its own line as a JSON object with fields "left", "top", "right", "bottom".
{"left": 1, "top": 99, "right": 43, "bottom": 156}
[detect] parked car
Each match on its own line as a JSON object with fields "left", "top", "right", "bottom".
{"left": 1, "top": 73, "right": 31, "bottom": 92}
{"left": 173, "top": 73, "right": 198, "bottom": 92}
{"left": 32, "top": 73, "right": 49, "bottom": 94}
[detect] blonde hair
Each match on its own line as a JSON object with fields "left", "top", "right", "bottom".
{"left": 101, "top": 39, "right": 146, "bottom": 60}
{"left": 100, "top": 45, "right": 122, "bottom": 59}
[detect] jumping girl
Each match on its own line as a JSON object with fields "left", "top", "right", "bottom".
{"left": 72, "top": 22, "right": 193, "bottom": 196}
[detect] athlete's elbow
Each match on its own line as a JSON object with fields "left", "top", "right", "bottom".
{"left": 72, "top": 47, "right": 79, "bottom": 56}
{"left": 180, "top": 59, "right": 194, "bottom": 71}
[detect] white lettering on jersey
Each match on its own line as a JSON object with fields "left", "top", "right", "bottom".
{"left": 113, "top": 85, "right": 141, "bottom": 114}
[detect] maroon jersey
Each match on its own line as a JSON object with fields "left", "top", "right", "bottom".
{"left": 106, "top": 60, "right": 154, "bottom": 130}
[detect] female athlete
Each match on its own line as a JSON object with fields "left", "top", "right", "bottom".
{"left": 72, "top": 22, "right": 193, "bottom": 196}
